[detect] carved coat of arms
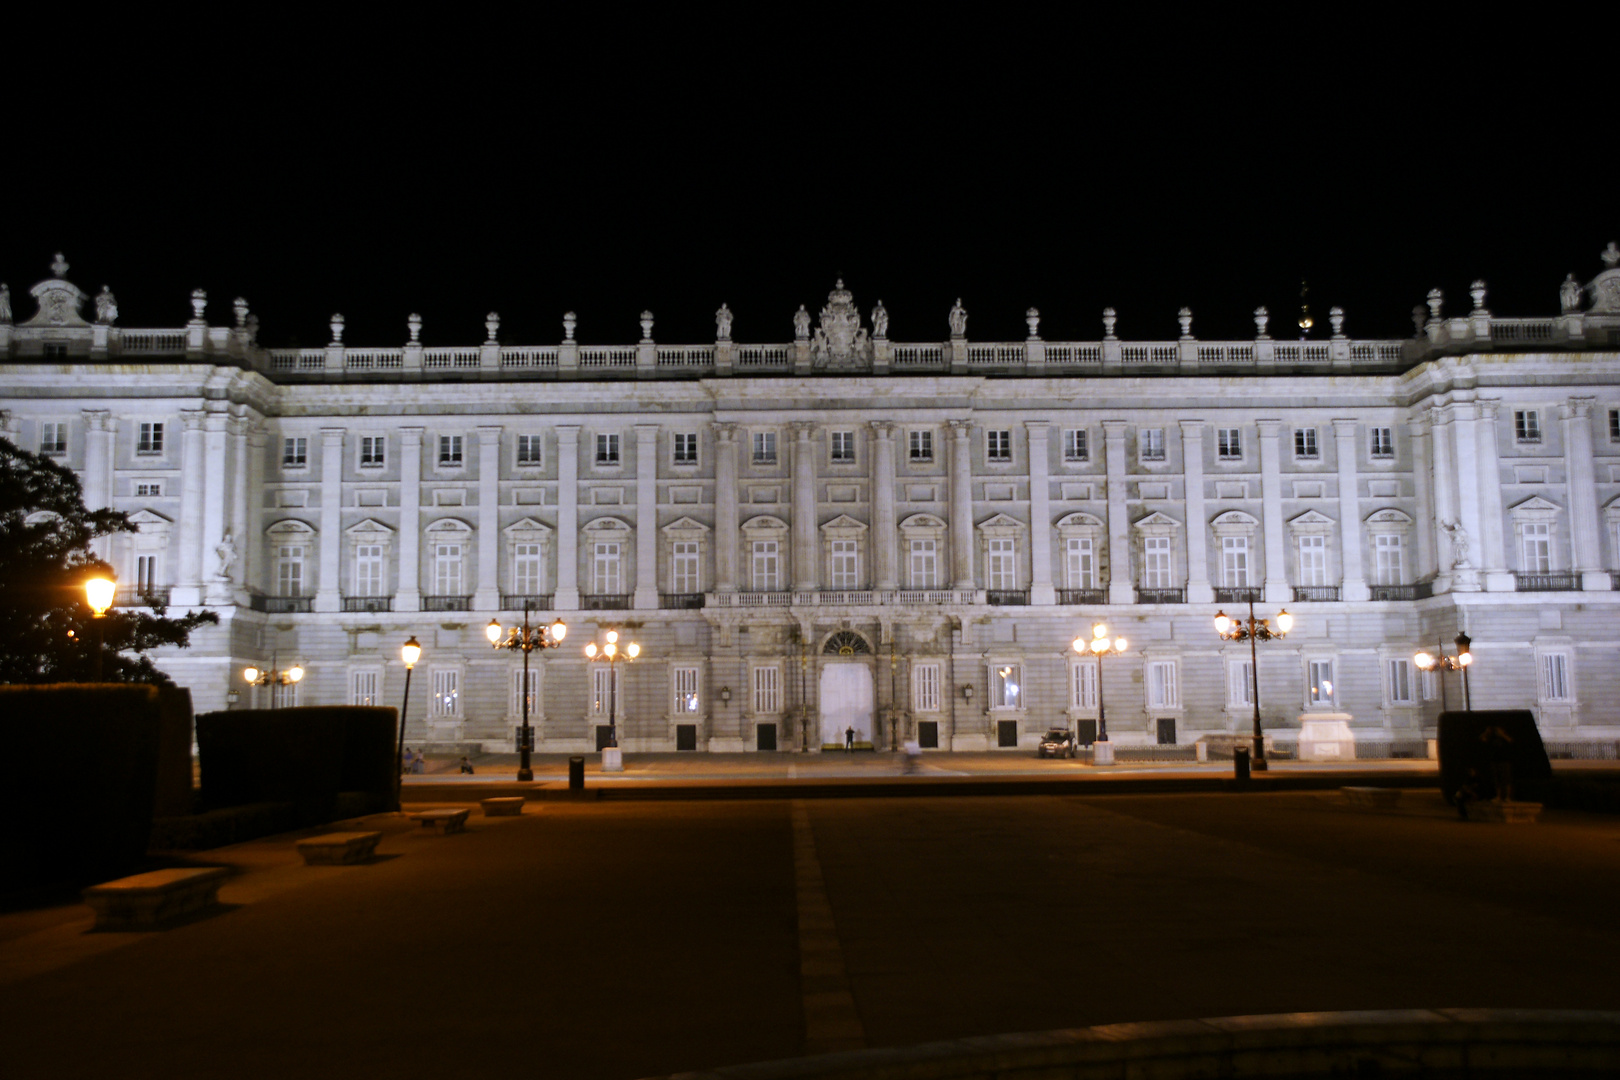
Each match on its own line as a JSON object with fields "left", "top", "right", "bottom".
{"left": 811, "top": 280, "right": 871, "bottom": 370}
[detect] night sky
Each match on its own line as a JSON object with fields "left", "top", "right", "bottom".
{"left": 5, "top": 20, "right": 1604, "bottom": 352}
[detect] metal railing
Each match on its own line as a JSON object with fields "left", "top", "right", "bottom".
{"left": 115, "top": 586, "right": 171, "bottom": 606}
{"left": 422, "top": 595, "right": 472, "bottom": 611}
{"left": 1214, "top": 587, "right": 1262, "bottom": 604}
{"left": 1515, "top": 572, "right": 1580, "bottom": 592}
{"left": 580, "top": 594, "right": 630, "bottom": 610}
{"left": 1292, "top": 586, "right": 1341, "bottom": 602}
{"left": 342, "top": 596, "right": 393, "bottom": 613}
{"left": 987, "top": 589, "right": 1029, "bottom": 606}
{"left": 1135, "top": 587, "right": 1185, "bottom": 604}
{"left": 499, "top": 594, "right": 554, "bottom": 610}
{"left": 1057, "top": 589, "right": 1107, "bottom": 605}
{"left": 1369, "top": 582, "right": 1433, "bottom": 601}
{"left": 252, "top": 595, "right": 311, "bottom": 613}
{"left": 659, "top": 593, "right": 705, "bottom": 609}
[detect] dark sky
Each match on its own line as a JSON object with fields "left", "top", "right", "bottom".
{"left": 5, "top": 17, "right": 1605, "bottom": 350}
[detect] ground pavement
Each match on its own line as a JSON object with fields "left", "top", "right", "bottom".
{"left": 4, "top": 766, "right": 1619, "bottom": 1080}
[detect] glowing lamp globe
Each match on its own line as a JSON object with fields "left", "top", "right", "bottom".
{"left": 549, "top": 619, "right": 567, "bottom": 641}
{"left": 85, "top": 576, "right": 116, "bottom": 616}
{"left": 243, "top": 666, "right": 261, "bottom": 683}
{"left": 401, "top": 637, "right": 422, "bottom": 668}
{"left": 486, "top": 619, "right": 503, "bottom": 644}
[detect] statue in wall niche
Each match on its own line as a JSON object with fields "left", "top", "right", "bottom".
{"left": 215, "top": 531, "right": 238, "bottom": 581}
{"left": 793, "top": 305, "right": 811, "bottom": 340}
{"left": 871, "top": 300, "right": 889, "bottom": 339}
{"left": 1560, "top": 274, "right": 1584, "bottom": 313}
{"left": 948, "top": 298, "right": 967, "bottom": 337}
{"left": 716, "top": 303, "right": 733, "bottom": 341}
{"left": 0, "top": 283, "right": 11, "bottom": 323}
{"left": 1440, "top": 520, "right": 1472, "bottom": 569}
{"left": 94, "top": 286, "right": 118, "bottom": 325}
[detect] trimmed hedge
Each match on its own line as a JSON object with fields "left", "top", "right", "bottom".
{"left": 149, "top": 802, "right": 300, "bottom": 851}
{"left": 195, "top": 706, "right": 397, "bottom": 825}
{"left": 0, "top": 684, "right": 162, "bottom": 891}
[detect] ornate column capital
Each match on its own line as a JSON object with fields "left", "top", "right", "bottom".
{"left": 1562, "top": 395, "right": 1596, "bottom": 420}
{"left": 788, "top": 421, "right": 816, "bottom": 440}
{"left": 869, "top": 420, "right": 895, "bottom": 438}
{"left": 712, "top": 421, "right": 738, "bottom": 443}
{"left": 946, "top": 418, "right": 974, "bottom": 439}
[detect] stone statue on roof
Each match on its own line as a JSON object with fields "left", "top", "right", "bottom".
{"left": 716, "top": 303, "right": 733, "bottom": 341}
{"left": 871, "top": 301, "right": 888, "bottom": 340}
{"left": 810, "top": 280, "right": 870, "bottom": 369}
{"left": 95, "top": 286, "right": 118, "bottom": 325}
{"left": 793, "top": 305, "right": 811, "bottom": 340}
{"left": 948, "top": 299, "right": 967, "bottom": 338}
{"left": 1560, "top": 274, "right": 1583, "bottom": 313}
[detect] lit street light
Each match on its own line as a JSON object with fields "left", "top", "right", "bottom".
{"left": 1213, "top": 599, "right": 1294, "bottom": 772}
{"left": 395, "top": 635, "right": 421, "bottom": 811}
{"left": 243, "top": 655, "right": 304, "bottom": 709}
{"left": 585, "top": 630, "right": 639, "bottom": 770}
{"left": 84, "top": 575, "right": 115, "bottom": 681}
{"left": 1074, "top": 622, "right": 1127, "bottom": 765}
{"left": 1415, "top": 631, "right": 1473, "bottom": 712}
{"left": 486, "top": 607, "right": 567, "bottom": 782}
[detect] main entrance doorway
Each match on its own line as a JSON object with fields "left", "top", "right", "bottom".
{"left": 819, "top": 663, "right": 874, "bottom": 747}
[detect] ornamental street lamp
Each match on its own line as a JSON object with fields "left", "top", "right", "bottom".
{"left": 584, "top": 629, "right": 639, "bottom": 752}
{"left": 243, "top": 654, "right": 305, "bottom": 709}
{"left": 1073, "top": 622, "right": 1127, "bottom": 764}
{"left": 1415, "top": 631, "right": 1472, "bottom": 712}
{"left": 486, "top": 607, "right": 567, "bottom": 782}
{"left": 395, "top": 636, "right": 421, "bottom": 811}
{"left": 1213, "top": 599, "right": 1294, "bottom": 772}
{"left": 84, "top": 575, "right": 115, "bottom": 681}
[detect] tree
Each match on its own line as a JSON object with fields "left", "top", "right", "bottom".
{"left": 0, "top": 436, "right": 217, "bottom": 684}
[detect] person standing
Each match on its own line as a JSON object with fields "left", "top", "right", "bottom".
{"left": 845, "top": 726, "right": 855, "bottom": 752}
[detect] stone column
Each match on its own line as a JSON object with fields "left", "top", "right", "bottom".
{"left": 634, "top": 423, "right": 659, "bottom": 609}
{"left": 1103, "top": 421, "right": 1132, "bottom": 605}
{"left": 947, "top": 420, "right": 975, "bottom": 590}
{"left": 714, "top": 423, "right": 739, "bottom": 593}
{"left": 1474, "top": 401, "right": 1512, "bottom": 591}
{"left": 1332, "top": 419, "right": 1369, "bottom": 601}
{"left": 229, "top": 413, "right": 251, "bottom": 604}
{"left": 871, "top": 422, "right": 898, "bottom": 591}
{"left": 313, "top": 427, "right": 344, "bottom": 613}
{"left": 172, "top": 409, "right": 207, "bottom": 606}
{"left": 245, "top": 424, "right": 266, "bottom": 595}
{"left": 474, "top": 425, "right": 502, "bottom": 610}
{"left": 1448, "top": 403, "right": 1484, "bottom": 592}
{"left": 81, "top": 410, "right": 113, "bottom": 561}
{"left": 554, "top": 425, "right": 580, "bottom": 610}
{"left": 1026, "top": 421, "right": 1054, "bottom": 605}
{"left": 791, "top": 422, "right": 818, "bottom": 592}
{"left": 203, "top": 410, "right": 234, "bottom": 605}
{"left": 1180, "top": 420, "right": 1212, "bottom": 603}
{"left": 1429, "top": 407, "right": 1459, "bottom": 592}
{"left": 1409, "top": 414, "right": 1436, "bottom": 582}
{"left": 1562, "top": 396, "right": 1607, "bottom": 589}
{"left": 1256, "top": 420, "right": 1289, "bottom": 604}
{"left": 397, "top": 427, "right": 423, "bottom": 611}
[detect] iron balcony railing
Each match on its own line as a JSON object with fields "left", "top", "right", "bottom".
{"left": 986, "top": 589, "right": 1029, "bottom": 606}
{"left": 659, "top": 593, "right": 706, "bottom": 609}
{"left": 1135, "top": 587, "right": 1185, "bottom": 605}
{"left": 342, "top": 596, "right": 393, "bottom": 613}
{"left": 252, "top": 595, "right": 311, "bottom": 613}
{"left": 581, "top": 594, "right": 630, "bottom": 611}
{"left": 116, "top": 586, "right": 171, "bottom": 607}
{"left": 499, "top": 594, "right": 554, "bottom": 610}
{"left": 1368, "top": 582, "right": 1434, "bottom": 601}
{"left": 1292, "top": 586, "right": 1341, "bottom": 602}
{"left": 423, "top": 595, "right": 472, "bottom": 612}
{"left": 1213, "top": 587, "right": 1263, "bottom": 604}
{"left": 1057, "top": 589, "right": 1107, "bottom": 605}
{"left": 1515, "top": 572, "right": 1580, "bottom": 592}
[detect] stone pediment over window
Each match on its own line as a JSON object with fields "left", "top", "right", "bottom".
{"left": 1364, "top": 508, "right": 1413, "bottom": 526}
{"left": 126, "top": 508, "right": 174, "bottom": 531}
{"left": 1210, "top": 510, "right": 1259, "bottom": 538}
{"left": 820, "top": 514, "right": 868, "bottom": 538}
{"left": 425, "top": 517, "right": 473, "bottom": 536}
{"left": 1056, "top": 512, "right": 1104, "bottom": 532}
{"left": 1132, "top": 511, "right": 1181, "bottom": 534}
{"left": 899, "top": 513, "right": 947, "bottom": 533}
{"left": 741, "top": 515, "right": 790, "bottom": 535}
{"left": 1287, "top": 509, "right": 1336, "bottom": 535}
{"left": 583, "top": 515, "right": 632, "bottom": 539}
{"left": 976, "top": 512, "right": 1026, "bottom": 537}
{"left": 1509, "top": 496, "right": 1561, "bottom": 520}
{"left": 346, "top": 518, "right": 395, "bottom": 539}
{"left": 266, "top": 518, "right": 316, "bottom": 537}
{"left": 504, "top": 517, "right": 553, "bottom": 543}
{"left": 661, "top": 516, "right": 710, "bottom": 538}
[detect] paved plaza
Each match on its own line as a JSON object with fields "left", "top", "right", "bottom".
{"left": 4, "top": 775, "right": 1619, "bottom": 1079}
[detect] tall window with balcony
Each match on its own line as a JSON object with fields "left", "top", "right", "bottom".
{"left": 1298, "top": 535, "right": 1328, "bottom": 587}
{"left": 1521, "top": 523, "right": 1552, "bottom": 573}
{"left": 1143, "top": 536, "right": 1173, "bottom": 589}
{"left": 596, "top": 433, "right": 620, "bottom": 466}
{"left": 1063, "top": 429, "right": 1088, "bottom": 462}
{"left": 752, "top": 431, "right": 777, "bottom": 465}
{"left": 829, "top": 540, "right": 859, "bottom": 589}
{"left": 1222, "top": 537, "right": 1250, "bottom": 587}
{"left": 671, "top": 542, "right": 700, "bottom": 594}
{"left": 434, "top": 543, "right": 464, "bottom": 596}
{"left": 39, "top": 422, "right": 66, "bottom": 455}
{"left": 438, "top": 435, "right": 463, "bottom": 467}
{"left": 987, "top": 538, "right": 1016, "bottom": 590}
{"left": 513, "top": 543, "right": 544, "bottom": 596}
{"left": 283, "top": 437, "right": 308, "bottom": 468}
{"left": 354, "top": 544, "right": 384, "bottom": 596}
{"left": 516, "top": 434, "right": 542, "bottom": 467}
{"left": 830, "top": 431, "right": 855, "bottom": 464}
{"left": 751, "top": 540, "right": 780, "bottom": 591}
{"left": 360, "top": 435, "right": 386, "bottom": 468}
{"left": 909, "top": 539, "right": 937, "bottom": 589}
{"left": 277, "top": 545, "right": 305, "bottom": 597}
{"left": 1373, "top": 534, "right": 1403, "bottom": 585}
{"left": 137, "top": 422, "right": 164, "bottom": 455}
{"left": 594, "top": 542, "right": 622, "bottom": 595}
{"left": 1065, "top": 537, "right": 1095, "bottom": 590}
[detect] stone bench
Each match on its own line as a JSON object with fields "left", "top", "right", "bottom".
{"left": 481, "top": 797, "right": 525, "bottom": 817}
{"left": 1469, "top": 800, "right": 1543, "bottom": 824}
{"left": 295, "top": 831, "right": 383, "bottom": 864}
{"left": 82, "top": 866, "right": 229, "bottom": 930}
{"left": 410, "top": 808, "right": 470, "bottom": 834}
{"left": 1341, "top": 786, "right": 1403, "bottom": 809}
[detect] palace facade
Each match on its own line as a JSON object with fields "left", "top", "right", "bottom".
{"left": 3, "top": 251, "right": 1618, "bottom": 755}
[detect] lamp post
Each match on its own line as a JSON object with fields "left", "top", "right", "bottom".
{"left": 1073, "top": 622, "right": 1127, "bottom": 765}
{"left": 1415, "top": 631, "right": 1472, "bottom": 712}
{"left": 486, "top": 606, "right": 567, "bottom": 782}
{"left": 84, "top": 575, "right": 116, "bottom": 681}
{"left": 585, "top": 630, "right": 639, "bottom": 767}
{"left": 1213, "top": 598, "right": 1294, "bottom": 772}
{"left": 395, "top": 636, "right": 421, "bottom": 812}
{"left": 242, "top": 654, "right": 305, "bottom": 709}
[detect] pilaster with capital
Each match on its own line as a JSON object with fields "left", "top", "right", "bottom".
{"left": 947, "top": 420, "right": 975, "bottom": 589}
{"left": 713, "top": 423, "right": 739, "bottom": 593}
{"left": 1256, "top": 420, "right": 1289, "bottom": 603}
{"left": 171, "top": 410, "right": 207, "bottom": 606}
{"left": 313, "top": 427, "right": 344, "bottom": 613}
{"left": 554, "top": 426, "right": 580, "bottom": 610}
{"left": 1448, "top": 403, "right": 1486, "bottom": 592}
{"left": 1103, "top": 421, "right": 1132, "bottom": 605}
{"left": 397, "top": 427, "right": 423, "bottom": 610}
{"left": 1562, "top": 397, "right": 1607, "bottom": 588}
{"left": 81, "top": 410, "right": 114, "bottom": 560}
{"left": 1026, "top": 421, "right": 1054, "bottom": 605}
{"left": 1332, "top": 419, "right": 1369, "bottom": 601}
{"left": 1429, "top": 407, "right": 1460, "bottom": 592}
{"left": 1409, "top": 414, "right": 1437, "bottom": 582}
{"left": 1180, "top": 420, "right": 1213, "bottom": 603}
{"left": 1473, "top": 401, "right": 1513, "bottom": 591}
{"left": 474, "top": 426, "right": 502, "bottom": 610}
{"left": 202, "top": 410, "right": 235, "bottom": 605}
{"left": 870, "top": 422, "right": 898, "bottom": 590}
{"left": 228, "top": 413, "right": 253, "bottom": 603}
{"left": 790, "top": 422, "right": 818, "bottom": 591}
{"left": 634, "top": 424, "right": 660, "bottom": 608}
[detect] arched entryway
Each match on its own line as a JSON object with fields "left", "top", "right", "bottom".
{"left": 819, "top": 631, "right": 874, "bottom": 747}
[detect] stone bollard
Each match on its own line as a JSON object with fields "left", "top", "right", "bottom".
{"left": 569, "top": 755, "right": 585, "bottom": 791}
{"left": 1234, "top": 746, "right": 1251, "bottom": 782}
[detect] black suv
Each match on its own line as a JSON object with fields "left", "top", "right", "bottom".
{"left": 1037, "top": 728, "right": 1080, "bottom": 759}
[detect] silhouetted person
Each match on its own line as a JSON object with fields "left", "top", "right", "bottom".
{"left": 845, "top": 726, "right": 855, "bottom": 752}
{"left": 459, "top": 756, "right": 475, "bottom": 774}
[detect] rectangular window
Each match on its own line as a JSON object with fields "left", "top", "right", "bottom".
{"left": 431, "top": 669, "right": 460, "bottom": 717}
{"left": 986, "top": 430, "right": 1011, "bottom": 462}
{"left": 512, "top": 668, "right": 539, "bottom": 717}
{"left": 354, "top": 544, "right": 384, "bottom": 597}
{"left": 595, "top": 433, "right": 620, "bottom": 465}
{"left": 136, "top": 553, "right": 159, "bottom": 591}
{"left": 1387, "top": 658, "right": 1414, "bottom": 705}
{"left": 991, "top": 664, "right": 1022, "bottom": 709}
{"left": 1609, "top": 408, "right": 1619, "bottom": 443}
{"left": 282, "top": 437, "right": 308, "bottom": 468}
{"left": 1222, "top": 536, "right": 1250, "bottom": 586}
{"left": 829, "top": 539, "right": 859, "bottom": 588}
{"left": 751, "top": 540, "right": 780, "bottom": 591}
{"left": 1228, "top": 660, "right": 1253, "bottom": 707}
{"left": 1294, "top": 427, "right": 1319, "bottom": 459}
{"left": 1143, "top": 536, "right": 1172, "bottom": 588}
{"left": 516, "top": 434, "right": 542, "bottom": 467}
{"left": 272, "top": 680, "right": 300, "bottom": 710}
{"left": 1063, "top": 429, "right": 1088, "bottom": 462}
{"left": 1065, "top": 537, "right": 1095, "bottom": 589}
{"left": 434, "top": 543, "right": 463, "bottom": 595}
{"left": 1140, "top": 428, "right": 1165, "bottom": 461}
{"left": 360, "top": 435, "right": 386, "bottom": 468}
{"left": 908, "top": 430, "right": 932, "bottom": 462}
{"left": 1374, "top": 534, "right": 1403, "bottom": 585}
{"left": 277, "top": 545, "right": 304, "bottom": 597}
{"left": 438, "top": 435, "right": 463, "bottom": 466}
{"left": 137, "top": 422, "right": 164, "bottom": 455}
{"left": 752, "top": 431, "right": 777, "bottom": 465}
{"left": 39, "top": 422, "right": 67, "bottom": 455}
{"left": 913, "top": 662, "right": 941, "bottom": 712}
{"left": 1370, "top": 427, "right": 1394, "bottom": 458}
{"left": 1298, "top": 535, "right": 1327, "bottom": 587}
{"left": 1147, "top": 660, "right": 1179, "bottom": 708}
{"left": 351, "top": 670, "right": 380, "bottom": 707}
{"left": 909, "top": 539, "right": 937, "bottom": 589}
{"left": 1514, "top": 410, "right": 1541, "bottom": 444}
{"left": 1217, "top": 428, "right": 1242, "bottom": 460}
{"left": 829, "top": 431, "right": 855, "bottom": 463}
{"left": 593, "top": 542, "right": 621, "bottom": 594}
{"left": 1420, "top": 668, "right": 1438, "bottom": 702}
{"left": 1071, "top": 661, "right": 1098, "bottom": 710}
{"left": 135, "top": 482, "right": 163, "bottom": 497}
{"left": 1541, "top": 652, "right": 1571, "bottom": 702}
{"left": 671, "top": 541, "right": 700, "bottom": 594}
{"left": 753, "top": 665, "right": 781, "bottom": 715}
{"left": 513, "top": 543, "right": 543, "bottom": 595}
{"left": 1522, "top": 523, "right": 1552, "bottom": 572}
{"left": 987, "top": 538, "right": 1016, "bottom": 589}
{"left": 591, "top": 666, "right": 616, "bottom": 715}
{"left": 672, "top": 666, "right": 701, "bottom": 715}
{"left": 1308, "top": 659, "right": 1335, "bottom": 705}
{"left": 672, "top": 433, "right": 698, "bottom": 465}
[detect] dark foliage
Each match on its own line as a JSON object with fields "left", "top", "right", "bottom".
{"left": 0, "top": 436, "right": 217, "bottom": 684}
{"left": 196, "top": 706, "right": 397, "bottom": 824}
